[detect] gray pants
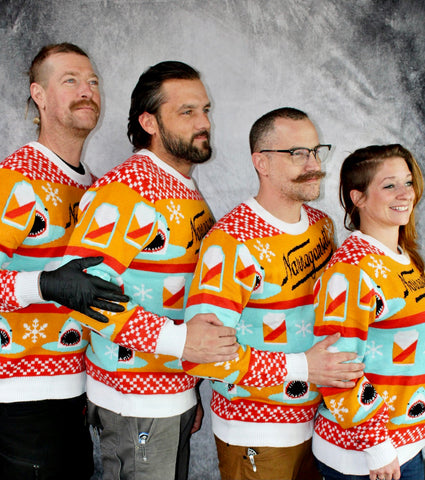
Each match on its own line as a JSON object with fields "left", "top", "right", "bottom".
{"left": 89, "top": 401, "right": 197, "bottom": 480}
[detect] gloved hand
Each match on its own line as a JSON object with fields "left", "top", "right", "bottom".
{"left": 39, "top": 256, "right": 129, "bottom": 323}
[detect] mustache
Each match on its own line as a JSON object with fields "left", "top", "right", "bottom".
{"left": 70, "top": 100, "right": 100, "bottom": 114}
{"left": 293, "top": 171, "right": 326, "bottom": 183}
{"left": 191, "top": 130, "right": 210, "bottom": 142}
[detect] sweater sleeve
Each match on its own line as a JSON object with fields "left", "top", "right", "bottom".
{"left": 182, "top": 229, "right": 292, "bottom": 387}
{"left": 64, "top": 181, "right": 181, "bottom": 355}
{"left": 0, "top": 169, "right": 44, "bottom": 311}
{"left": 313, "top": 261, "right": 391, "bottom": 451}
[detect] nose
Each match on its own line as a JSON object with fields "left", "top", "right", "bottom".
{"left": 305, "top": 151, "right": 321, "bottom": 171}
{"left": 196, "top": 111, "right": 211, "bottom": 132}
{"left": 396, "top": 184, "right": 414, "bottom": 198}
{"left": 79, "top": 81, "right": 93, "bottom": 99}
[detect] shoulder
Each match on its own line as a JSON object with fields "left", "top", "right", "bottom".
{"left": 206, "top": 201, "right": 282, "bottom": 243}
{"left": 327, "top": 233, "right": 382, "bottom": 269}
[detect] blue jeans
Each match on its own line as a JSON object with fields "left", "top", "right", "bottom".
{"left": 316, "top": 451, "right": 424, "bottom": 480}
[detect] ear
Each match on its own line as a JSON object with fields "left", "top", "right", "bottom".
{"left": 252, "top": 152, "right": 270, "bottom": 177}
{"left": 30, "top": 83, "right": 46, "bottom": 111}
{"left": 350, "top": 189, "right": 365, "bottom": 208}
{"left": 138, "top": 112, "right": 157, "bottom": 136}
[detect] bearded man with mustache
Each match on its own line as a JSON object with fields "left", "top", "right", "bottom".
{"left": 64, "top": 61, "right": 238, "bottom": 480}
{"left": 182, "top": 107, "right": 364, "bottom": 480}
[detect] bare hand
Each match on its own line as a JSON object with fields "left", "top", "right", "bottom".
{"left": 370, "top": 457, "right": 400, "bottom": 480}
{"left": 306, "top": 333, "right": 364, "bottom": 387}
{"left": 183, "top": 313, "right": 238, "bottom": 363}
{"left": 191, "top": 402, "right": 204, "bottom": 434}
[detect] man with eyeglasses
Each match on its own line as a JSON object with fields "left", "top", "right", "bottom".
{"left": 183, "top": 107, "right": 364, "bottom": 480}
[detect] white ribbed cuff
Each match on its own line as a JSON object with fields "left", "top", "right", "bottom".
{"left": 364, "top": 439, "right": 397, "bottom": 471}
{"left": 285, "top": 352, "right": 308, "bottom": 381}
{"left": 155, "top": 320, "right": 187, "bottom": 358}
{"left": 15, "top": 270, "right": 44, "bottom": 306}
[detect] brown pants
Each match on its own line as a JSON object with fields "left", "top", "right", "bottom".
{"left": 215, "top": 436, "right": 322, "bottom": 480}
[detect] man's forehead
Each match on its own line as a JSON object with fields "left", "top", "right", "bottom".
{"left": 161, "top": 78, "right": 209, "bottom": 105}
{"left": 42, "top": 52, "right": 96, "bottom": 78}
{"left": 273, "top": 117, "right": 319, "bottom": 145}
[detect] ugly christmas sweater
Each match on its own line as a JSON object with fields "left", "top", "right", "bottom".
{"left": 0, "top": 142, "right": 94, "bottom": 402}
{"left": 313, "top": 231, "right": 425, "bottom": 475}
{"left": 65, "top": 149, "right": 214, "bottom": 418}
{"left": 184, "top": 198, "right": 335, "bottom": 446}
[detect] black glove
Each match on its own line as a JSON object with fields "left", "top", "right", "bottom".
{"left": 39, "top": 256, "right": 129, "bottom": 323}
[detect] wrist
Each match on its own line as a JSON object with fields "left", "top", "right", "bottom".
{"left": 16, "top": 271, "right": 44, "bottom": 306}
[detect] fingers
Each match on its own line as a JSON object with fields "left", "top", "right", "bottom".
{"left": 90, "top": 276, "right": 130, "bottom": 301}
{"left": 317, "top": 332, "right": 340, "bottom": 348}
{"left": 73, "top": 256, "right": 104, "bottom": 270}
{"left": 332, "top": 351, "right": 360, "bottom": 363}
{"left": 91, "top": 299, "right": 126, "bottom": 313}
{"left": 84, "top": 307, "right": 109, "bottom": 323}
{"left": 326, "top": 379, "right": 357, "bottom": 388}
{"left": 334, "top": 360, "right": 365, "bottom": 373}
{"left": 190, "top": 313, "right": 224, "bottom": 326}
{"left": 215, "top": 325, "right": 237, "bottom": 338}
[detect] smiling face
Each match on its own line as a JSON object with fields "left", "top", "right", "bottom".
{"left": 353, "top": 156, "right": 415, "bottom": 236}
{"left": 31, "top": 52, "right": 101, "bottom": 138}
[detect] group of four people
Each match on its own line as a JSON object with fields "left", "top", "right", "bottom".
{"left": 0, "top": 42, "right": 424, "bottom": 480}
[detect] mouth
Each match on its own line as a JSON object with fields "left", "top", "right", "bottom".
{"left": 390, "top": 206, "right": 410, "bottom": 212}
{"left": 193, "top": 130, "right": 210, "bottom": 142}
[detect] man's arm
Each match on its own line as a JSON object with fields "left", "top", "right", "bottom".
{"left": 64, "top": 182, "right": 238, "bottom": 363}
{"left": 182, "top": 233, "right": 363, "bottom": 388}
{"left": 0, "top": 177, "right": 128, "bottom": 318}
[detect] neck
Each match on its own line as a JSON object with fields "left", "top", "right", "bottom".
{"left": 149, "top": 143, "right": 192, "bottom": 177}
{"left": 255, "top": 187, "right": 302, "bottom": 224}
{"left": 360, "top": 225, "right": 400, "bottom": 253}
{"left": 38, "top": 129, "right": 87, "bottom": 168}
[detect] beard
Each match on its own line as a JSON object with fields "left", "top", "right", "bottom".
{"left": 67, "top": 99, "right": 100, "bottom": 136}
{"left": 156, "top": 114, "right": 212, "bottom": 164}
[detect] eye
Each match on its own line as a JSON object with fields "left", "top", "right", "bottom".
{"left": 406, "top": 180, "right": 413, "bottom": 187}
{"left": 64, "top": 77, "right": 76, "bottom": 84}
{"left": 291, "top": 149, "right": 308, "bottom": 157}
{"left": 383, "top": 184, "right": 394, "bottom": 189}
{"left": 182, "top": 110, "right": 192, "bottom": 116}
{"left": 203, "top": 107, "right": 210, "bottom": 114}
{"left": 89, "top": 78, "right": 99, "bottom": 86}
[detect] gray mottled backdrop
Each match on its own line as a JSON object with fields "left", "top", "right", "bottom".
{"left": 1, "top": 1, "right": 425, "bottom": 478}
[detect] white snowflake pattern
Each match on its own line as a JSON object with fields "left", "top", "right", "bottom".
{"left": 365, "top": 340, "right": 383, "bottom": 359}
{"left": 367, "top": 256, "right": 390, "bottom": 279}
{"left": 133, "top": 284, "right": 153, "bottom": 301}
{"left": 329, "top": 398, "right": 349, "bottom": 421}
{"left": 295, "top": 319, "right": 312, "bottom": 337}
{"left": 381, "top": 390, "right": 397, "bottom": 411}
{"left": 104, "top": 343, "right": 119, "bottom": 359}
{"left": 42, "top": 183, "right": 62, "bottom": 206}
{"left": 323, "top": 219, "right": 333, "bottom": 239}
{"left": 167, "top": 201, "right": 184, "bottom": 224}
{"left": 214, "top": 355, "right": 240, "bottom": 369}
{"left": 23, "top": 318, "right": 48, "bottom": 343}
{"left": 253, "top": 240, "right": 275, "bottom": 263}
{"left": 237, "top": 319, "right": 253, "bottom": 336}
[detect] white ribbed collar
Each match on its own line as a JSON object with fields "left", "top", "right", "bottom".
{"left": 244, "top": 197, "right": 309, "bottom": 235}
{"left": 136, "top": 148, "right": 197, "bottom": 191}
{"left": 352, "top": 230, "right": 410, "bottom": 265}
{"left": 29, "top": 141, "right": 93, "bottom": 186}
